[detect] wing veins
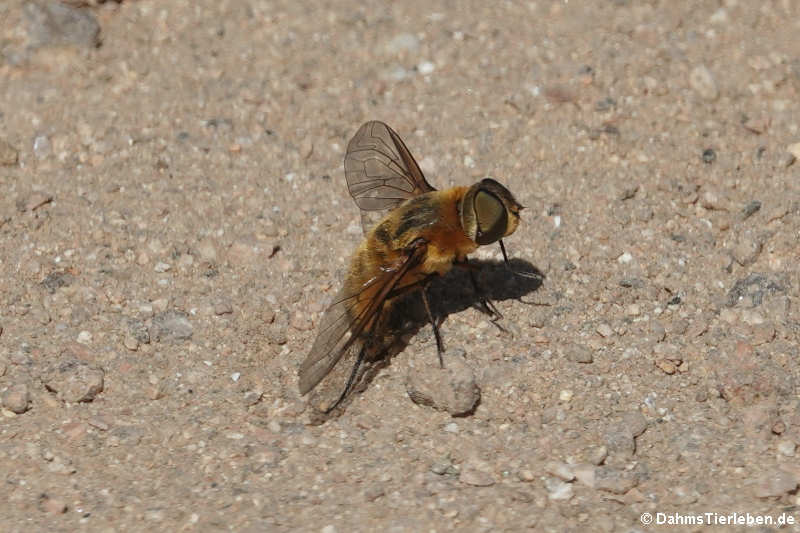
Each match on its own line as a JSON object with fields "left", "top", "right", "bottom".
{"left": 344, "top": 121, "right": 436, "bottom": 233}
{"left": 298, "top": 243, "right": 427, "bottom": 394}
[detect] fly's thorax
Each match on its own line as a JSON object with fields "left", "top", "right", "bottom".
{"left": 369, "top": 193, "right": 441, "bottom": 250}
{"left": 459, "top": 178, "right": 523, "bottom": 246}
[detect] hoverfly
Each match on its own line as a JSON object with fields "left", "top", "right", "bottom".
{"left": 298, "top": 121, "right": 526, "bottom": 417}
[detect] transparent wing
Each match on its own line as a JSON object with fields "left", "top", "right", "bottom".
{"left": 345, "top": 121, "right": 436, "bottom": 234}
{"left": 298, "top": 277, "right": 383, "bottom": 396}
{"left": 298, "top": 242, "right": 428, "bottom": 412}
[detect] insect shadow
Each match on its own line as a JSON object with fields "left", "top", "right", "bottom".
{"left": 343, "top": 258, "right": 545, "bottom": 413}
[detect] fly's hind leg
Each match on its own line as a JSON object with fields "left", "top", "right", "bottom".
{"left": 419, "top": 284, "right": 445, "bottom": 367}
{"left": 325, "top": 304, "right": 385, "bottom": 414}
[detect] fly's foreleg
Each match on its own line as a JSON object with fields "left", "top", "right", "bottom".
{"left": 399, "top": 238, "right": 445, "bottom": 367}
{"left": 455, "top": 258, "right": 507, "bottom": 332}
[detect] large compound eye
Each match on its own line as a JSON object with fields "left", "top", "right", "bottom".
{"left": 474, "top": 190, "right": 507, "bottom": 245}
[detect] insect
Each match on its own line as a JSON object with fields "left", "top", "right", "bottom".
{"left": 298, "top": 121, "right": 526, "bottom": 417}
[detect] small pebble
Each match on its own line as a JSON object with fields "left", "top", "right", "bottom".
{"left": 214, "top": 301, "right": 233, "bottom": 315}
{"left": 150, "top": 311, "right": 193, "bottom": 342}
{"left": 40, "top": 495, "right": 68, "bottom": 514}
{"left": 572, "top": 464, "right": 596, "bottom": 488}
{"left": 777, "top": 439, "right": 796, "bottom": 457}
{"left": 431, "top": 462, "right": 451, "bottom": 475}
{"left": 385, "top": 33, "right": 419, "bottom": 54}
{"left": 417, "top": 61, "right": 435, "bottom": 75}
{"left": 595, "top": 97, "right": 617, "bottom": 111}
{"left": 290, "top": 311, "right": 313, "bottom": 331}
{"left": 88, "top": 417, "right": 110, "bottom": 431}
{"left": 605, "top": 428, "right": 635, "bottom": 457}
{"left": 742, "top": 200, "right": 761, "bottom": 219}
{"left": 406, "top": 351, "right": 480, "bottom": 416}
{"left": 590, "top": 446, "right": 608, "bottom": 466}
{"left": 709, "top": 7, "right": 729, "bottom": 24}
{"left": 743, "top": 116, "right": 770, "bottom": 134}
{"left": 566, "top": 345, "right": 593, "bottom": 364}
{"left": 787, "top": 142, "right": 800, "bottom": 161}
{"left": 363, "top": 485, "right": 385, "bottom": 502}
{"left": 2, "top": 383, "right": 30, "bottom": 414}
{"left": 0, "top": 138, "right": 19, "bottom": 166}
{"left": 701, "top": 190, "right": 729, "bottom": 211}
{"left": 152, "top": 298, "right": 169, "bottom": 313}
{"left": 594, "top": 466, "right": 639, "bottom": 494}
{"left": 545, "top": 478, "right": 573, "bottom": 501}
{"left": 655, "top": 359, "right": 677, "bottom": 375}
{"left": 459, "top": 459, "right": 495, "bottom": 487}
{"left": 623, "top": 412, "right": 648, "bottom": 437}
{"left": 518, "top": 469, "right": 535, "bottom": 482}
{"left": 196, "top": 240, "right": 218, "bottom": 262}
{"left": 33, "top": 135, "right": 52, "bottom": 159}
{"left": 41, "top": 360, "right": 104, "bottom": 403}
{"left": 753, "top": 469, "right": 798, "bottom": 498}
{"left": 545, "top": 462, "right": 575, "bottom": 482}
{"left": 596, "top": 323, "right": 614, "bottom": 338}
{"left": 123, "top": 334, "right": 139, "bottom": 351}
{"left": 732, "top": 233, "right": 763, "bottom": 266}
{"left": 24, "top": 1, "right": 101, "bottom": 48}
{"left": 689, "top": 65, "right": 719, "bottom": 100}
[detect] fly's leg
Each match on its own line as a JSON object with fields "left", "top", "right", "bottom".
{"left": 398, "top": 237, "right": 446, "bottom": 366}
{"left": 419, "top": 285, "right": 445, "bottom": 367}
{"left": 325, "top": 305, "right": 384, "bottom": 414}
{"left": 456, "top": 258, "right": 508, "bottom": 333}
{"left": 499, "top": 239, "right": 540, "bottom": 280}
{"left": 468, "top": 263, "right": 503, "bottom": 320}
{"left": 326, "top": 343, "right": 367, "bottom": 414}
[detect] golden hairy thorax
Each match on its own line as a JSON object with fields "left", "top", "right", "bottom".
{"left": 343, "top": 187, "right": 478, "bottom": 319}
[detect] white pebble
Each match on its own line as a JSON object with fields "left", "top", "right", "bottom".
{"left": 778, "top": 439, "right": 796, "bottom": 457}
{"left": 546, "top": 479, "right": 574, "bottom": 500}
{"left": 418, "top": 61, "right": 435, "bottom": 75}
{"left": 385, "top": 33, "right": 419, "bottom": 53}
{"left": 444, "top": 422, "right": 459, "bottom": 433}
{"left": 787, "top": 142, "right": 800, "bottom": 160}
{"left": 596, "top": 323, "right": 614, "bottom": 338}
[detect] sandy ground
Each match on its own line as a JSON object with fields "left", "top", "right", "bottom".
{"left": 1, "top": 0, "right": 800, "bottom": 531}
